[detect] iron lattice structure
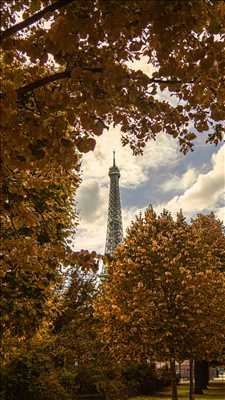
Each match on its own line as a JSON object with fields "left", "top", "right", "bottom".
{"left": 105, "top": 152, "right": 123, "bottom": 255}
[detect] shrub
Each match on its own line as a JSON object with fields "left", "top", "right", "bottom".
{"left": 122, "top": 363, "right": 170, "bottom": 396}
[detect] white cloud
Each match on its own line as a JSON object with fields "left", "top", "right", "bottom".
{"left": 75, "top": 182, "right": 108, "bottom": 252}
{"left": 74, "top": 215, "right": 106, "bottom": 253}
{"left": 161, "top": 168, "right": 198, "bottom": 192}
{"left": 126, "top": 56, "right": 157, "bottom": 78}
{"left": 77, "top": 181, "right": 108, "bottom": 223}
{"left": 80, "top": 125, "right": 179, "bottom": 189}
{"left": 155, "top": 144, "right": 225, "bottom": 222}
{"left": 215, "top": 207, "right": 225, "bottom": 222}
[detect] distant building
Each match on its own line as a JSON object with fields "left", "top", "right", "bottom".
{"left": 105, "top": 151, "right": 123, "bottom": 255}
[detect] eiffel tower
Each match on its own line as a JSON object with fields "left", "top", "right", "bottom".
{"left": 105, "top": 151, "right": 123, "bottom": 255}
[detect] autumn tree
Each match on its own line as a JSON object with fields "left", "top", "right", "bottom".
{"left": 191, "top": 213, "right": 225, "bottom": 394}
{"left": 95, "top": 209, "right": 225, "bottom": 400}
{"left": 1, "top": 164, "right": 73, "bottom": 355}
{"left": 0, "top": 153, "right": 97, "bottom": 364}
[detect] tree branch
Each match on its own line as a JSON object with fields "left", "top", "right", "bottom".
{"left": 148, "top": 79, "right": 187, "bottom": 84}
{"left": 17, "top": 70, "right": 71, "bottom": 98}
{"left": 16, "top": 69, "right": 191, "bottom": 99}
{"left": 17, "top": 66, "right": 104, "bottom": 98}
{"left": 0, "top": 0, "right": 76, "bottom": 43}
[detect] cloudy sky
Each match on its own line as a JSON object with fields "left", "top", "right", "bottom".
{"left": 73, "top": 60, "right": 225, "bottom": 254}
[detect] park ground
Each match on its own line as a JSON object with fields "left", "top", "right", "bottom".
{"left": 130, "top": 381, "right": 225, "bottom": 400}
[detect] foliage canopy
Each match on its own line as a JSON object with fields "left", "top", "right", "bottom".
{"left": 1, "top": 0, "right": 224, "bottom": 167}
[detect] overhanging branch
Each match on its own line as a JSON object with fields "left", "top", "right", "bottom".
{"left": 16, "top": 66, "right": 104, "bottom": 99}
{"left": 16, "top": 69, "right": 191, "bottom": 99}
{"left": 0, "top": 0, "right": 76, "bottom": 43}
{"left": 17, "top": 70, "right": 71, "bottom": 98}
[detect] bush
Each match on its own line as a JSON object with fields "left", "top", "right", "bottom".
{"left": 73, "top": 365, "right": 127, "bottom": 400}
{"left": 0, "top": 349, "right": 70, "bottom": 400}
{"left": 122, "top": 363, "right": 170, "bottom": 396}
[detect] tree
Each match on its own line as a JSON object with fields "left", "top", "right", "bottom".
{"left": 95, "top": 209, "right": 225, "bottom": 400}
{"left": 1, "top": 162, "right": 76, "bottom": 355}
{"left": 0, "top": 154, "right": 98, "bottom": 364}
{"left": 191, "top": 213, "right": 225, "bottom": 394}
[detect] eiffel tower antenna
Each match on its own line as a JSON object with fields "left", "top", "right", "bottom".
{"left": 105, "top": 151, "right": 123, "bottom": 255}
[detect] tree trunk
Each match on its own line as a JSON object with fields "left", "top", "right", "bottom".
{"left": 194, "top": 360, "right": 204, "bottom": 394}
{"left": 194, "top": 360, "right": 209, "bottom": 394}
{"left": 189, "top": 359, "right": 195, "bottom": 400}
{"left": 170, "top": 359, "right": 178, "bottom": 400}
{"left": 202, "top": 361, "right": 209, "bottom": 389}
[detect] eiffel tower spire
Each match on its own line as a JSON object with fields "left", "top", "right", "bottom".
{"left": 105, "top": 151, "right": 123, "bottom": 255}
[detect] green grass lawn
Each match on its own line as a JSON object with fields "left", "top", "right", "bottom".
{"left": 130, "top": 381, "right": 225, "bottom": 400}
